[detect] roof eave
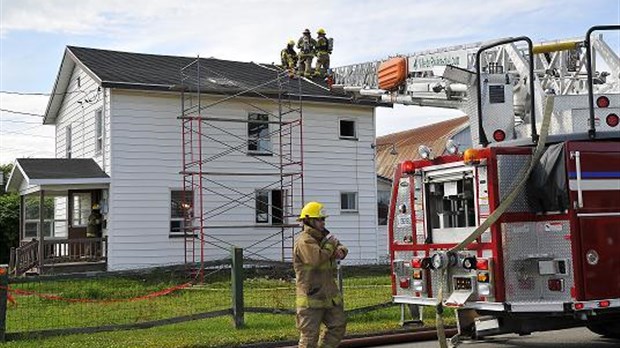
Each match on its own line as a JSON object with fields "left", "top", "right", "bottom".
{"left": 102, "top": 82, "right": 386, "bottom": 107}
{"left": 43, "top": 47, "right": 103, "bottom": 125}
{"left": 5, "top": 160, "right": 28, "bottom": 193}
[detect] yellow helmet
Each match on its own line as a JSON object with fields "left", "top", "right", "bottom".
{"left": 298, "top": 201, "right": 328, "bottom": 220}
{"left": 317, "top": 28, "right": 326, "bottom": 35}
{"left": 288, "top": 39, "right": 295, "bottom": 46}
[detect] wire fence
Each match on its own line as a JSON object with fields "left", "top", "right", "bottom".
{"left": 0, "top": 254, "right": 395, "bottom": 342}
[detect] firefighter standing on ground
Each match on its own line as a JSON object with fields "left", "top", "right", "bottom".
{"left": 297, "top": 29, "right": 316, "bottom": 78}
{"left": 294, "top": 201, "right": 348, "bottom": 348}
{"left": 281, "top": 40, "right": 298, "bottom": 76}
{"left": 314, "top": 28, "right": 331, "bottom": 78}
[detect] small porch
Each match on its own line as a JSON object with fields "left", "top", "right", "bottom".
{"left": 5, "top": 158, "right": 111, "bottom": 275}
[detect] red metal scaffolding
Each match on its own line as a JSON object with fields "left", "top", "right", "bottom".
{"left": 179, "top": 58, "right": 305, "bottom": 279}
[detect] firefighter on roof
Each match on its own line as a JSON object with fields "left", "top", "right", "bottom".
{"left": 281, "top": 39, "right": 298, "bottom": 76}
{"left": 314, "top": 28, "right": 332, "bottom": 78}
{"left": 297, "top": 28, "right": 317, "bottom": 78}
{"left": 294, "top": 201, "right": 348, "bottom": 348}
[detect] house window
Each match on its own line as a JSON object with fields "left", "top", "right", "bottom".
{"left": 248, "top": 113, "right": 271, "bottom": 154}
{"left": 72, "top": 193, "right": 91, "bottom": 227}
{"left": 339, "top": 120, "right": 356, "bottom": 139}
{"left": 377, "top": 190, "right": 391, "bottom": 225}
{"left": 255, "top": 189, "right": 284, "bottom": 224}
{"left": 24, "top": 196, "right": 55, "bottom": 238}
{"left": 340, "top": 192, "right": 358, "bottom": 212}
{"left": 66, "top": 125, "right": 72, "bottom": 159}
{"left": 95, "top": 109, "right": 103, "bottom": 153}
{"left": 170, "top": 190, "right": 194, "bottom": 235}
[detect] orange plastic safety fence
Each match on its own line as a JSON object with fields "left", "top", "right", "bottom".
{"left": 0, "top": 282, "right": 191, "bottom": 305}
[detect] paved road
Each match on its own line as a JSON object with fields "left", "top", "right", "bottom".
{"left": 377, "top": 327, "right": 619, "bottom": 347}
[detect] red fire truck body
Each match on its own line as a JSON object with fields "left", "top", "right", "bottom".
{"left": 388, "top": 137, "right": 620, "bottom": 336}
{"left": 332, "top": 25, "right": 620, "bottom": 339}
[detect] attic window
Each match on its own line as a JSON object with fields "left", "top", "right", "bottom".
{"left": 77, "top": 76, "right": 81, "bottom": 88}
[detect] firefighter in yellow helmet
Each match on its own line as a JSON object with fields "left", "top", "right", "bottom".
{"left": 281, "top": 39, "right": 298, "bottom": 77}
{"left": 294, "top": 201, "right": 348, "bottom": 348}
{"left": 297, "top": 28, "right": 317, "bottom": 78}
{"left": 314, "top": 28, "right": 332, "bottom": 78}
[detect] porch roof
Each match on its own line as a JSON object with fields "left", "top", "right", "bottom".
{"left": 6, "top": 158, "right": 110, "bottom": 194}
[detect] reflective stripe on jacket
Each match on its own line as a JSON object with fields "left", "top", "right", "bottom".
{"left": 294, "top": 226, "right": 348, "bottom": 308}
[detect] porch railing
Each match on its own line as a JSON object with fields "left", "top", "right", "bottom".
{"left": 9, "top": 239, "right": 39, "bottom": 276}
{"left": 9, "top": 237, "right": 108, "bottom": 276}
{"left": 43, "top": 237, "right": 108, "bottom": 264}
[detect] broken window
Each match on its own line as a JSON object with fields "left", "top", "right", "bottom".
{"left": 248, "top": 113, "right": 271, "bottom": 154}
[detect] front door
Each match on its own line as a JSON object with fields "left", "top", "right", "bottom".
{"left": 68, "top": 190, "right": 97, "bottom": 239}
{"left": 567, "top": 141, "right": 620, "bottom": 300}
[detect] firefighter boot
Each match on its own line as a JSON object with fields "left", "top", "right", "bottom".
{"left": 296, "top": 307, "right": 323, "bottom": 348}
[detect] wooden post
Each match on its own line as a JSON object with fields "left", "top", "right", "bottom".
{"left": 231, "top": 247, "right": 244, "bottom": 328}
{"left": 18, "top": 195, "right": 23, "bottom": 242}
{"left": 38, "top": 190, "right": 45, "bottom": 275}
{"left": 0, "top": 264, "right": 8, "bottom": 342}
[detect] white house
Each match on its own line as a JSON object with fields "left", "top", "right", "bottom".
{"left": 6, "top": 46, "right": 384, "bottom": 272}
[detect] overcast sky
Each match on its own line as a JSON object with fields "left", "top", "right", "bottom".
{"left": 1, "top": 0, "right": 618, "bottom": 164}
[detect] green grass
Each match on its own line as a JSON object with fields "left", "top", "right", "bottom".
{"left": 4, "top": 269, "right": 455, "bottom": 347}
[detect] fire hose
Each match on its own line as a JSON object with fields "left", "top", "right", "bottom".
{"left": 435, "top": 96, "right": 555, "bottom": 347}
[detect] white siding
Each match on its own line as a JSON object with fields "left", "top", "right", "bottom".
{"left": 108, "top": 90, "right": 379, "bottom": 270}
{"left": 54, "top": 66, "right": 110, "bottom": 173}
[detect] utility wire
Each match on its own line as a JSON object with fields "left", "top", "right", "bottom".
{"left": 0, "top": 108, "right": 45, "bottom": 117}
{"left": 0, "top": 88, "right": 99, "bottom": 96}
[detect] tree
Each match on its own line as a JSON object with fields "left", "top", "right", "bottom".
{"left": 0, "top": 193, "right": 19, "bottom": 264}
{"left": 0, "top": 163, "right": 19, "bottom": 264}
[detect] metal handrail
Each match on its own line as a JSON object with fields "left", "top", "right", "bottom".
{"left": 585, "top": 25, "right": 620, "bottom": 139}
{"left": 475, "top": 36, "right": 537, "bottom": 147}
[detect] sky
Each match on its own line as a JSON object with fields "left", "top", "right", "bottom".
{"left": 0, "top": 0, "right": 619, "bottom": 164}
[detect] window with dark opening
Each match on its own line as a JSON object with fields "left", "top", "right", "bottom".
{"left": 170, "top": 190, "right": 193, "bottom": 235}
{"left": 341, "top": 192, "right": 358, "bottom": 212}
{"left": 377, "top": 190, "right": 390, "bottom": 225}
{"left": 255, "top": 190, "right": 284, "bottom": 224}
{"left": 339, "top": 120, "right": 356, "bottom": 139}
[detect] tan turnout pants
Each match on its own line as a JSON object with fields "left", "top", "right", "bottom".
{"left": 296, "top": 305, "right": 346, "bottom": 348}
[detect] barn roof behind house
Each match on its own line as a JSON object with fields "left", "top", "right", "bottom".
{"left": 375, "top": 116, "right": 469, "bottom": 180}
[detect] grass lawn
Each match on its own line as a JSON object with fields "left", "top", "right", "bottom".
{"left": 4, "top": 267, "right": 455, "bottom": 347}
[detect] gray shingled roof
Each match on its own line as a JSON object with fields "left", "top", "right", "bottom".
{"left": 67, "top": 46, "right": 355, "bottom": 102}
{"left": 17, "top": 158, "right": 109, "bottom": 180}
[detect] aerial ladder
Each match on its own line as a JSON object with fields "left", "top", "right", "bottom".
{"left": 331, "top": 25, "right": 620, "bottom": 347}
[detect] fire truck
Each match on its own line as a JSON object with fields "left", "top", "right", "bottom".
{"left": 332, "top": 25, "right": 620, "bottom": 342}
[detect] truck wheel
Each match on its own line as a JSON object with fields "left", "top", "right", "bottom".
{"left": 587, "top": 323, "right": 620, "bottom": 339}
